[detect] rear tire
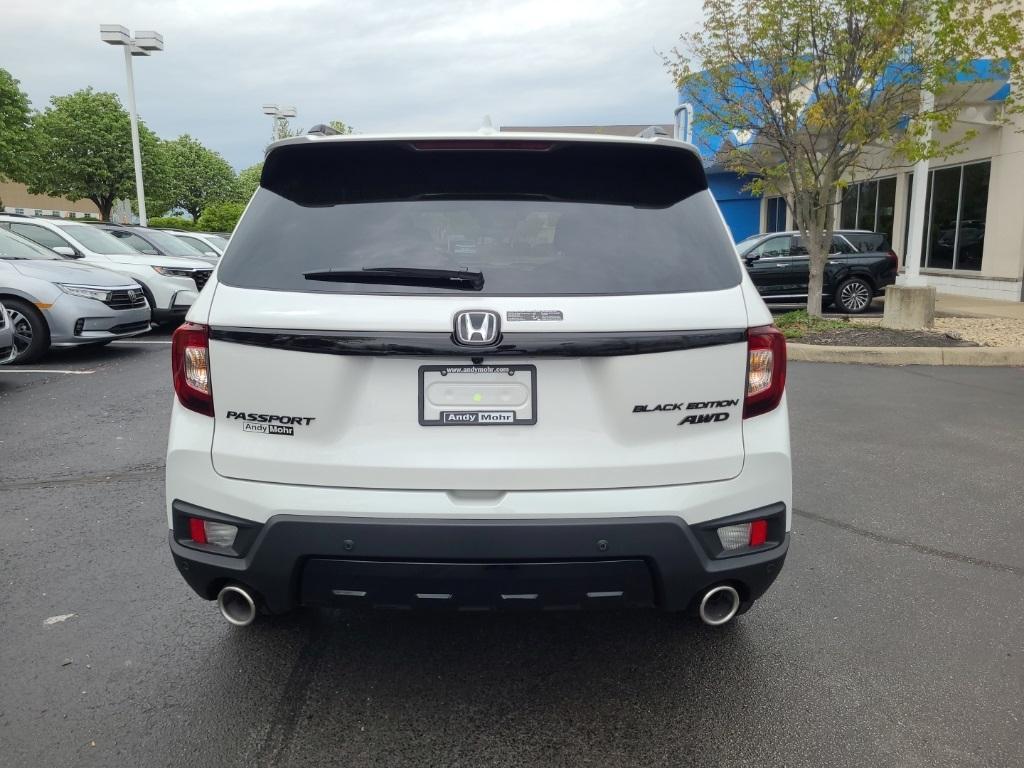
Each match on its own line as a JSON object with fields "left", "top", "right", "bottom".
{"left": 3, "top": 298, "right": 50, "bottom": 364}
{"left": 835, "top": 277, "right": 873, "bottom": 314}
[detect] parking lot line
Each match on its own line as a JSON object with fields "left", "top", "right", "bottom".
{"left": 109, "top": 340, "right": 172, "bottom": 345}
{"left": 0, "top": 368, "right": 95, "bottom": 375}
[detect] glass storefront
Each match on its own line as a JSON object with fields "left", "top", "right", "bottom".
{"left": 840, "top": 177, "right": 897, "bottom": 244}
{"left": 765, "top": 196, "right": 786, "bottom": 232}
{"left": 924, "top": 161, "right": 990, "bottom": 271}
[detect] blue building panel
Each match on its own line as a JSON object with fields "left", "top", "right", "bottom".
{"left": 707, "top": 172, "right": 760, "bottom": 242}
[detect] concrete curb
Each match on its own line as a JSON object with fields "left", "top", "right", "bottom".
{"left": 788, "top": 343, "right": 1024, "bottom": 366}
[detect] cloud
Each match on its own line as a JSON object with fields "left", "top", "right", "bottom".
{"left": 1, "top": 0, "right": 702, "bottom": 168}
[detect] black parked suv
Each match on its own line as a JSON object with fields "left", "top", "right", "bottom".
{"left": 737, "top": 230, "right": 898, "bottom": 313}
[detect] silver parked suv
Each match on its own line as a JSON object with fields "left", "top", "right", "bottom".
{"left": 0, "top": 227, "right": 151, "bottom": 363}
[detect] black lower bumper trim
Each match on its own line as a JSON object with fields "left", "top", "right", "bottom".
{"left": 170, "top": 504, "right": 789, "bottom": 614}
{"left": 302, "top": 558, "right": 657, "bottom": 610}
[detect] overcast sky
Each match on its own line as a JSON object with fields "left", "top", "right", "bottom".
{"left": 2, "top": 0, "right": 701, "bottom": 170}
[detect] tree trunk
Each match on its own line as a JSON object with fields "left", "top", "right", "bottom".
{"left": 806, "top": 249, "right": 826, "bottom": 317}
{"left": 92, "top": 197, "right": 113, "bottom": 222}
{"left": 798, "top": 172, "right": 838, "bottom": 318}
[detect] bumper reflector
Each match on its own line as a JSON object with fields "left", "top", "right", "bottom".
{"left": 749, "top": 519, "right": 768, "bottom": 547}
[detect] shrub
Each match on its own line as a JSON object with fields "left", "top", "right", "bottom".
{"left": 148, "top": 216, "right": 196, "bottom": 230}
{"left": 197, "top": 201, "right": 245, "bottom": 232}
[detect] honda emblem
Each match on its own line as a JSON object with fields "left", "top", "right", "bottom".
{"left": 453, "top": 310, "right": 500, "bottom": 346}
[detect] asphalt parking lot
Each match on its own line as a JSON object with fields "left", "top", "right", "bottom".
{"left": 1, "top": 335, "right": 1022, "bottom": 768}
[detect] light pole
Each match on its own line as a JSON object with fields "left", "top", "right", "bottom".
{"left": 100, "top": 25, "right": 163, "bottom": 225}
{"left": 262, "top": 104, "right": 297, "bottom": 143}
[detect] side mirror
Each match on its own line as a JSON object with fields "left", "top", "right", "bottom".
{"left": 52, "top": 246, "right": 80, "bottom": 258}
{"left": 744, "top": 253, "right": 760, "bottom": 264}
{"left": 204, "top": 250, "right": 218, "bottom": 257}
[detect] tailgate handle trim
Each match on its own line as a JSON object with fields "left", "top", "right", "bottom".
{"left": 207, "top": 327, "right": 746, "bottom": 358}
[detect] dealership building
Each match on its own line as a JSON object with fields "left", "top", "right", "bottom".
{"left": 504, "top": 64, "right": 1023, "bottom": 303}
{"left": 684, "top": 66, "right": 1024, "bottom": 303}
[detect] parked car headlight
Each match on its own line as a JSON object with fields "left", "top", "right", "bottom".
{"left": 56, "top": 284, "right": 113, "bottom": 302}
{"left": 152, "top": 266, "right": 195, "bottom": 277}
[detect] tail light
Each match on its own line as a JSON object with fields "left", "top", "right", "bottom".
{"left": 887, "top": 249, "right": 899, "bottom": 272}
{"left": 717, "top": 519, "right": 770, "bottom": 550}
{"left": 172, "top": 322, "right": 213, "bottom": 416}
{"left": 744, "top": 325, "right": 787, "bottom": 419}
{"left": 187, "top": 516, "right": 238, "bottom": 548}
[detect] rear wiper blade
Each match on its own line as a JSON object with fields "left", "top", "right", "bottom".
{"left": 303, "top": 266, "right": 484, "bottom": 291}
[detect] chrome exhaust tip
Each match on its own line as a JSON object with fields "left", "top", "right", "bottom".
{"left": 217, "top": 584, "right": 257, "bottom": 627}
{"left": 698, "top": 584, "right": 741, "bottom": 626}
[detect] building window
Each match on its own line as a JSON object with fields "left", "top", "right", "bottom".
{"left": 924, "top": 161, "right": 990, "bottom": 271}
{"left": 840, "top": 177, "right": 897, "bottom": 244}
{"left": 765, "top": 196, "right": 786, "bottom": 232}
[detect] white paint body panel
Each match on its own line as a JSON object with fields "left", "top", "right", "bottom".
{"left": 166, "top": 395, "right": 791, "bottom": 528}
{"left": 205, "top": 285, "right": 751, "bottom": 491}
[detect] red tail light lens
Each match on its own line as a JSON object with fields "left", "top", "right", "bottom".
{"left": 172, "top": 322, "right": 213, "bottom": 416}
{"left": 887, "top": 249, "right": 899, "bottom": 272}
{"left": 744, "top": 325, "right": 787, "bottom": 419}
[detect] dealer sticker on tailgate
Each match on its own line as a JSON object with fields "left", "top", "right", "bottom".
{"left": 418, "top": 365, "right": 537, "bottom": 426}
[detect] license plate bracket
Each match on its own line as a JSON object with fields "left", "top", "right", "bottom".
{"left": 418, "top": 364, "right": 537, "bottom": 426}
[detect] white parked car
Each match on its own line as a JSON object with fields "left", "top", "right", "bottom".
{"left": 165, "top": 132, "right": 791, "bottom": 628}
{"left": 0, "top": 216, "right": 213, "bottom": 325}
{"left": 171, "top": 231, "right": 229, "bottom": 258}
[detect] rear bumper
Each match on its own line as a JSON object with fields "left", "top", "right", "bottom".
{"left": 169, "top": 502, "right": 789, "bottom": 614}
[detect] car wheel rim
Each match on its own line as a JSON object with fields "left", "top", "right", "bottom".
{"left": 7, "top": 309, "right": 33, "bottom": 357}
{"left": 840, "top": 282, "right": 870, "bottom": 311}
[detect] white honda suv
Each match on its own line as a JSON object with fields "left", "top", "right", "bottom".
{"left": 166, "top": 132, "right": 791, "bottom": 628}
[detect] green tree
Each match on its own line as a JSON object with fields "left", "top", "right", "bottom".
{"left": 27, "top": 88, "right": 163, "bottom": 221}
{"left": 271, "top": 117, "right": 301, "bottom": 143}
{"left": 668, "top": 0, "right": 1024, "bottom": 316}
{"left": 158, "top": 134, "right": 237, "bottom": 221}
{"left": 197, "top": 201, "right": 245, "bottom": 232}
{"left": 234, "top": 162, "right": 263, "bottom": 201}
{"left": 0, "top": 69, "right": 36, "bottom": 207}
{"left": 269, "top": 117, "right": 355, "bottom": 144}
{"left": 327, "top": 120, "right": 354, "bottom": 135}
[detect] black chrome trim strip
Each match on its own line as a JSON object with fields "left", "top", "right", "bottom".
{"left": 208, "top": 327, "right": 747, "bottom": 357}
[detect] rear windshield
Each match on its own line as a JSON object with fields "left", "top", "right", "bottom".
{"left": 841, "top": 232, "right": 891, "bottom": 253}
{"left": 218, "top": 140, "right": 742, "bottom": 296}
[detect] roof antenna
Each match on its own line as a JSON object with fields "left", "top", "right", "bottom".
{"left": 479, "top": 115, "right": 496, "bottom": 135}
